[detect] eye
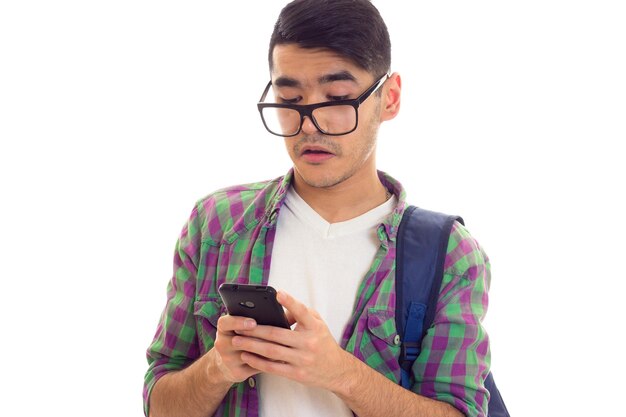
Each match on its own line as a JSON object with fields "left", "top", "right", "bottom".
{"left": 279, "top": 96, "right": 300, "bottom": 104}
{"left": 328, "top": 95, "right": 350, "bottom": 101}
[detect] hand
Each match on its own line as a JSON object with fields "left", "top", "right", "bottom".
{"left": 212, "top": 314, "right": 261, "bottom": 383}
{"left": 232, "top": 291, "right": 354, "bottom": 393}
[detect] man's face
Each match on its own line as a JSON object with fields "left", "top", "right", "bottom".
{"left": 270, "top": 44, "right": 385, "bottom": 190}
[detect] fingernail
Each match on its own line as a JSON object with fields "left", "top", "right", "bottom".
{"left": 244, "top": 319, "right": 256, "bottom": 329}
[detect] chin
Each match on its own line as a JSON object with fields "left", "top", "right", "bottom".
{"left": 296, "top": 166, "right": 352, "bottom": 189}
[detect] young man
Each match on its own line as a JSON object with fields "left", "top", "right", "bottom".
{"left": 144, "top": 1, "right": 491, "bottom": 417}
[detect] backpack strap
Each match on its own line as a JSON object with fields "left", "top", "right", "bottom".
{"left": 396, "top": 206, "right": 510, "bottom": 417}
{"left": 395, "top": 205, "right": 463, "bottom": 389}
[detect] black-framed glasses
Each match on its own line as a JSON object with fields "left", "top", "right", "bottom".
{"left": 257, "top": 73, "right": 389, "bottom": 137}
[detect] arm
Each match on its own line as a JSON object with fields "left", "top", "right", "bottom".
{"left": 411, "top": 222, "right": 491, "bottom": 416}
{"left": 144, "top": 203, "right": 261, "bottom": 417}
{"left": 335, "top": 353, "right": 463, "bottom": 417}
{"left": 149, "top": 350, "right": 231, "bottom": 417}
{"left": 234, "top": 292, "right": 462, "bottom": 417}
{"left": 143, "top": 206, "right": 204, "bottom": 416}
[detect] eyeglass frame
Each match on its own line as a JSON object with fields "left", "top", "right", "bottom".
{"left": 257, "top": 73, "right": 390, "bottom": 137}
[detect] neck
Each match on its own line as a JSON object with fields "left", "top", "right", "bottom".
{"left": 292, "top": 167, "right": 390, "bottom": 224}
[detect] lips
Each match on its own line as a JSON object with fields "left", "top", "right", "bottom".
{"left": 299, "top": 145, "right": 335, "bottom": 163}
{"left": 300, "top": 145, "right": 335, "bottom": 156}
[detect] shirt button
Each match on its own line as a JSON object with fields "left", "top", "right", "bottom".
{"left": 394, "top": 335, "right": 401, "bottom": 345}
{"left": 248, "top": 377, "right": 256, "bottom": 389}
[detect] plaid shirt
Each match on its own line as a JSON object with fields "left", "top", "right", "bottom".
{"left": 144, "top": 169, "right": 491, "bottom": 417}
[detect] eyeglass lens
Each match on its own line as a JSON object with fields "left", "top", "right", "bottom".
{"left": 261, "top": 105, "right": 357, "bottom": 136}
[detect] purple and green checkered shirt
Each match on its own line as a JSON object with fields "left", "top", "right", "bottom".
{"left": 144, "top": 169, "right": 491, "bottom": 417}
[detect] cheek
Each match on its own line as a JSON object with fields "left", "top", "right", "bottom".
{"left": 284, "top": 139, "right": 295, "bottom": 156}
{"left": 352, "top": 113, "right": 380, "bottom": 149}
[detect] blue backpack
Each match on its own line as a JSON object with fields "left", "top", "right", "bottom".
{"left": 396, "top": 205, "right": 510, "bottom": 417}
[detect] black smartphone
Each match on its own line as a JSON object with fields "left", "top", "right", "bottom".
{"left": 218, "top": 283, "right": 291, "bottom": 329}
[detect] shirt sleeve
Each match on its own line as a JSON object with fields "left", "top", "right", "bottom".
{"left": 143, "top": 205, "right": 202, "bottom": 416}
{"left": 410, "top": 221, "right": 491, "bottom": 417}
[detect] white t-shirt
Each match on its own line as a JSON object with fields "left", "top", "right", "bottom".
{"left": 259, "top": 186, "right": 396, "bottom": 417}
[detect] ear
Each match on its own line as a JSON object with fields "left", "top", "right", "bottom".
{"left": 380, "top": 72, "right": 401, "bottom": 122}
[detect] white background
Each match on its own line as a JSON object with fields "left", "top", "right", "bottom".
{"left": 1, "top": 1, "right": 624, "bottom": 416}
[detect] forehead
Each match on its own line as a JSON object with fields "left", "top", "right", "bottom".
{"left": 271, "top": 44, "right": 370, "bottom": 87}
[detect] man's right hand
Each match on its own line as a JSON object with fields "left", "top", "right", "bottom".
{"left": 149, "top": 315, "right": 260, "bottom": 417}
{"left": 212, "top": 315, "right": 261, "bottom": 383}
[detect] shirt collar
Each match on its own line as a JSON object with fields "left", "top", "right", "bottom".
{"left": 265, "top": 168, "right": 407, "bottom": 243}
{"left": 377, "top": 170, "right": 408, "bottom": 243}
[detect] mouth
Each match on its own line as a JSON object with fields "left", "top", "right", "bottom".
{"left": 302, "top": 149, "right": 333, "bottom": 156}
{"left": 299, "top": 146, "right": 336, "bottom": 163}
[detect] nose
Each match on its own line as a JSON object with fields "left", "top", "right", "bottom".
{"left": 300, "top": 115, "right": 319, "bottom": 135}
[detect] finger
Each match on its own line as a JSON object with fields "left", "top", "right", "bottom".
{"left": 240, "top": 351, "right": 298, "bottom": 380}
{"left": 233, "top": 335, "right": 298, "bottom": 363}
{"left": 285, "top": 310, "right": 297, "bottom": 326}
{"left": 237, "top": 324, "right": 297, "bottom": 347}
{"left": 276, "top": 291, "right": 315, "bottom": 328}
{"left": 217, "top": 314, "right": 257, "bottom": 334}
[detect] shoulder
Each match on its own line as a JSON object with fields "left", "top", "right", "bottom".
{"left": 187, "top": 176, "right": 285, "bottom": 245}
{"left": 443, "top": 221, "right": 490, "bottom": 281}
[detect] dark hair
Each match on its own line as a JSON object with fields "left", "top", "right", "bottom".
{"left": 268, "top": 0, "right": 391, "bottom": 77}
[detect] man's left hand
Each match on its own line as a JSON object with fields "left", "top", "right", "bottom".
{"left": 231, "top": 291, "right": 353, "bottom": 393}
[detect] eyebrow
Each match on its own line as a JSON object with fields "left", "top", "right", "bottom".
{"left": 273, "top": 71, "right": 358, "bottom": 88}
{"left": 318, "top": 71, "right": 357, "bottom": 84}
